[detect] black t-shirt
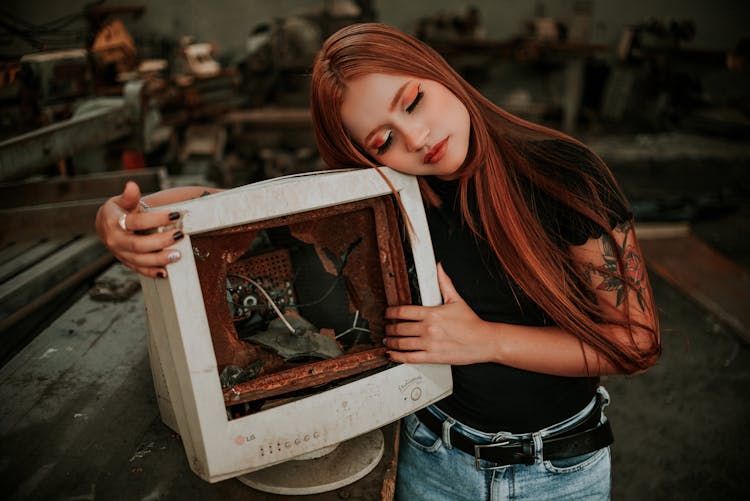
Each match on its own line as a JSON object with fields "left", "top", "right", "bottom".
{"left": 424, "top": 144, "right": 630, "bottom": 433}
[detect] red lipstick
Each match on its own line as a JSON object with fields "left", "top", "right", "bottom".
{"left": 424, "top": 138, "right": 449, "bottom": 164}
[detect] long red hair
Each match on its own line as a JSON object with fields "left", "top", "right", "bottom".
{"left": 310, "top": 23, "right": 659, "bottom": 373}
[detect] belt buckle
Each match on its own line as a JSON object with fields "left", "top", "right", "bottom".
{"left": 474, "top": 439, "right": 511, "bottom": 471}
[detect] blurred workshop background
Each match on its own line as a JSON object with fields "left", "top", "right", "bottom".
{"left": 0, "top": 1, "right": 749, "bottom": 500}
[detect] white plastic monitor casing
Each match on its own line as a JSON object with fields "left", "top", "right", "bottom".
{"left": 141, "top": 168, "right": 453, "bottom": 482}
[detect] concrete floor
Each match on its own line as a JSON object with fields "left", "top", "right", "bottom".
{"left": 1, "top": 132, "right": 749, "bottom": 500}
{"left": 597, "top": 132, "right": 750, "bottom": 500}
{"left": 607, "top": 274, "right": 749, "bottom": 500}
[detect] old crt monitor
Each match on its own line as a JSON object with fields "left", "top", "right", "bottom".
{"left": 141, "top": 167, "right": 452, "bottom": 492}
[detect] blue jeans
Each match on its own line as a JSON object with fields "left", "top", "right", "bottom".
{"left": 396, "top": 387, "right": 612, "bottom": 501}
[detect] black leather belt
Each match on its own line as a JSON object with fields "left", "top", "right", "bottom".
{"left": 415, "top": 401, "right": 614, "bottom": 470}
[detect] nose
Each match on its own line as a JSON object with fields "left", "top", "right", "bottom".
{"left": 403, "top": 123, "right": 430, "bottom": 152}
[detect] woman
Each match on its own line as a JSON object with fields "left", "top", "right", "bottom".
{"left": 97, "top": 23, "right": 659, "bottom": 500}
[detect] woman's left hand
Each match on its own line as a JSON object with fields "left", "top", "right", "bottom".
{"left": 384, "top": 263, "right": 491, "bottom": 365}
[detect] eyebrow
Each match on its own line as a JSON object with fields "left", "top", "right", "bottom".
{"left": 363, "top": 80, "right": 412, "bottom": 147}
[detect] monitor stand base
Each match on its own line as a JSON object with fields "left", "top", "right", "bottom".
{"left": 236, "top": 428, "right": 385, "bottom": 495}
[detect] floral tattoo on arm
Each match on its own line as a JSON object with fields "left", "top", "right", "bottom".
{"left": 588, "top": 221, "right": 647, "bottom": 311}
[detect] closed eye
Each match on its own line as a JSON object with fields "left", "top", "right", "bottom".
{"left": 376, "top": 131, "right": 393, "bottom": 155}
{"left": 405, "top": 87, "right": 423, "bottom": 113}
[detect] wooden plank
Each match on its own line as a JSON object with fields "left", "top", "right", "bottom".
{"left": 0, "top": 240, "right": 38, "bottom": 265}
{"left": 635, "top": 222, "right": 691, "bottom": 240}
{"left": 0, "top": 263, "right": 398, "bottom": 500}
{"left": 0, "top": 167, "right": 167, "bottom": 208}
{"left": 0, "top": 264, "right": 159, "bottom": 497}
{"left": 640, "top": 233, "right": 750, "bottom": 344}
{"left": 0, "top": 251, "right": 114, "bottom": 364}
{"left": 0, "top": 236, "right": 107, "bottom": 320}
{"left": 0, "top": 238, "right": 71, "bottom": 283}
{"left": 0, "top": 199, "right": 104, "bottom": 246}
{"left": 380, "top": 421, "right": 399, "bottom": 501}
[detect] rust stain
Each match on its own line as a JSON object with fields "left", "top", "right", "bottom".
{"left": 222, "top": 348, "right": 389, "bottom": 405}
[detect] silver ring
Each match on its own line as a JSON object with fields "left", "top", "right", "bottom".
{"left": 118, "top": 213, "right": 128, "bottom": 232}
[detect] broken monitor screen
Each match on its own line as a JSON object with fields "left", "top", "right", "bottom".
{"left": 190, "top": 194, "right": 417, "bottom": 419}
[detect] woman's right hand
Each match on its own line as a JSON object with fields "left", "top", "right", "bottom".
{"left": 95, "top": 181, "right": 184, "bottom": 278}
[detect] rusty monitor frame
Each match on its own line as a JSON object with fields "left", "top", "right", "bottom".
{"left": 142, "top": 168, "right": 452, "bottom": 482}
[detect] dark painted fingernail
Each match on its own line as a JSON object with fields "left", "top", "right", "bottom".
{"left": 157, "top": 271, "right": 165, "bottom": 278}
{"left": 173, "top": 231, "right": 184, "bottom": 240}
{"left": 169, "top": 211, "right": 180, "bottom": 221}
